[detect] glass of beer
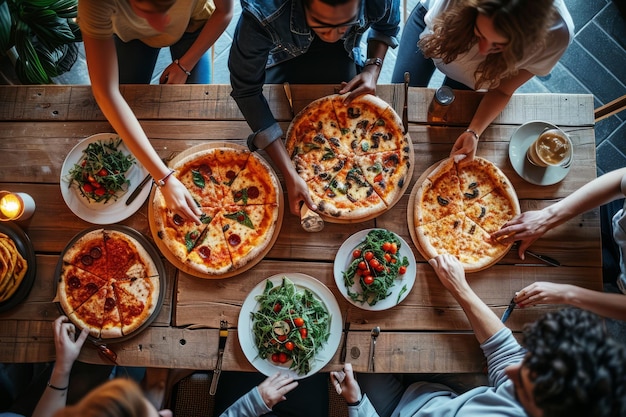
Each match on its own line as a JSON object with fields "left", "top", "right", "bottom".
{"left": 526, "top": 128, "right": 572, "bottom": 168}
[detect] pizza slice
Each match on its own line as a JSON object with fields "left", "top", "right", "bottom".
{"left": 414, "top": 159, "right": 464, "bottom": 224}
{"left": 62, "top": 229, "right": 108, "bottom": 279}
{"left": 213, "top": 147, "right": 250, "bottom": 188}
{"left": 112, "top": 281, "right": 151, "bottom": 336}
{"left": 456, "top": 216, "right": 509, "bottom": 269}
{"left": 456, "top": 157, "right": 507, "bottom": 204}
{"left": 104, "top": 230, "right": 146, "bottom": 281}
{"left": 416, "top": 212, "right": 466, "bottom": 260}
{"left": 309, "top": 159, "right": 387, "bottom": 219}
{"left": 226, "top": 153, "right": 279, "bottom": 205}
{"left": 355, "top": 105, "right": 409, "bottom": 155}
{"left": 58, "top": 263, "right": 109, "bottom": 315}
{"left": 175, "top": 150, "right": 224, "bottom": 208}
{"left": 464, "top": 187, "right": 520, "bottom": 234}
{"left": 68, "top": 285, "right": 108, "bottom": 338}
{"left": 220, "top": 204, "right": 279, "bottom": 269}
{"left": 289, "top": 132, "right": 348, "bottom": 183}
{"left": 332, "top": 94, "right": 390, "bottom": 153}
{"left": 354, "top": 150, "right": 410, "bottom": 205}
{"left": 185, "top": 207, "right": 233, "bottom": 275}
{"left": 152, "top": 190, "right": 209, "bottom": 260}
{"left": 99, "top": 283, "right": 123, "bottom": 339}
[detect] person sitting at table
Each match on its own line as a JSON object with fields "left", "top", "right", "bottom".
{"left": 77, "top": 0, "right": 234, "bottom": 223}
{"left": 331, "top": 253, "right": 626, "bottom": 417}
{"left": 228, "top": 0, "right": 400, "bottom": 215}
{"left": 492, "top": 167, "right": 626, "bottom": 322}
{"left": 391, "top": 0, "right": 574, "bottom": 163}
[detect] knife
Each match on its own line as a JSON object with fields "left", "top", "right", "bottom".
{"left": 339, "top": 321, "right": 350, "bottom": 363}
{"left": 283, "top": 82, "right": 295, "bottom": 118}
{"left": 525, "top": 249, "right": 560, "bottom": 267}
{"left": 402, "top": 71, "right": 410, "bottom": 134}
{"left": 125, "top": 172, "right": 152, "bottom": 205}
{"left": 501, "top": 297, "right": 517, "bottom": 323}
{"left": 209, "top": 320, "right": 228, "bottom": 395}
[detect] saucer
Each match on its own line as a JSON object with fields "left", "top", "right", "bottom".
{"left": 508, "top": 121, "right": 571, "bottom": 186}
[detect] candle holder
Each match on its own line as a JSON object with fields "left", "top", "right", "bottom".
{"left": 0, "top": 191, "right": 36, "bottom": 221}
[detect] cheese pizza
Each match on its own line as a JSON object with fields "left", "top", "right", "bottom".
{"left": 57, "top": 228, "right": 161, "bottom": 339}
{"left": 286, "top": 94, "right": 413, "bottom": 221}
{"left": 152, "top": 147, "right": 280, "bottom": 277}
{"left": 412, "top": 157, "right": 520, "bottom": 272}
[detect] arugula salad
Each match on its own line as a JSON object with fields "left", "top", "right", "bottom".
{"left": 342, "top": 229, "right": 410, "bottom": 306}
{"left": 251, "top": 277, "right": 331, "bottom": 376}
{"left": 67, "top": 138, "right": 136, "bottom": 203}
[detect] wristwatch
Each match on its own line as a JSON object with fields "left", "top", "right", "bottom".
{"left": 364, "top": 57, "right": 383, "bottom": 67}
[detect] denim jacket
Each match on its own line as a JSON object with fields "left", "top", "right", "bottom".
{"left": 229, "top": 0, "right": 400, "bottom": 146}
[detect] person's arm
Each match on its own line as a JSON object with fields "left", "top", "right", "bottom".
{"left": 515, "top": 282, "right": 626, "bottom": 321}
{"left": 160, "top": 0, "right": 234, "bottom": 84}
{"left": 339, "top": 40, "right": 389, "bottom": 101}
{"left": 429, "top": 254, "right": 504, "bottom": 343}
{"left": 32, "top": 316, "right": 89, "bottom": 417}
{"left": 82, "top": 34, "right": 202, "bottom": 223}
{"left": 493, "top": 167, "right": 626, "bottom": 255}
{"left": 450, "top": 70, "right": 534, "bottom": 163}
{"left": 218, "top": 372, "right": 297, "bottom": 417}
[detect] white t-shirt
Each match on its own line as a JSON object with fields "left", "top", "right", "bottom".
{"left": 419, "top": 0, "right": 574, "bottom": 89}
{"left": 77, "top": 0, "right": 215, "bottom": 48}
{"left": 611, "top": 174, "right": 626, "bottom": 294}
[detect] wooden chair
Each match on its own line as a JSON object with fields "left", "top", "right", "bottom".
{"left": 595, "top": 94, "right": 626, "bottom": 122}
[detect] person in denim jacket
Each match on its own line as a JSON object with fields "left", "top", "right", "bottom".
{"left": 228, "top": 0, "right": 400, "bottom": 215}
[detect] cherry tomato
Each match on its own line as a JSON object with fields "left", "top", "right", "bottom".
{"left": 358, "top": 261, "right": 367, "bottom": 270}
{"left": 277, "top": 335, "right": 287, "bottom": 342}
{"left": 87, "top": 175, "right": 96, "bottom": 183}
{"left": 399, "top": 266, "right": 407, "bottom": 275}
{"left": 384, "top": 253, "right": 392, "bottom": 263}
{"left": 364, "top": 251, "right": 374, "bottom": 261}
{"left": 363, "top": 275, "right": 374, "bottom": 285}
{"left": 356, "top": 269, "right": 363, "bottom": 276}
{"left": 293, "top": 317, "right": 304, "bottom": 327}
{"left": 278, "top": 352, "right": 289, "bottom": 363}
{"left": 382, "top": 242, "right": 392, "bottom": 252}
{"left": 83, "top": 183, "right": 94, "bottom": 192}
{"left": 273, "top": 303, "right": 282, "bottom": 313}
{"left": 271, "top": 353, "right": 280, "bottom": 362}
{"left": 362, "top": 268, "right": 371, "bottom": 277}
{"left": 374, "top": 173, "right": 383, "bottom": 183}
{"left": 352, "top": 249, "right": 361, "bottom": 258}
{"left": 390, "top": 243, "right": 398, "bottom": 254}
{"left": 391, "top": 258, "right": 397, "bottom": 264}
{"left": 91, "top": 181, "right": 101, "bottom": 188}
{"left": 299, "top": 328, "right": 308, "bottom": 338}
{"left": 285, "top": 341, "right": 295, "bottom": 351}
{"left": 97, "top": 168, "right": 108, "bottom": 176}
{"left": 94, "top": 188, "right": 106, "bottom": 196}
{"left": 81, "top": 160, "right": 87, "bottom": 167}
{"left": 369, "top": 258, "right": 381, "bottom": 270}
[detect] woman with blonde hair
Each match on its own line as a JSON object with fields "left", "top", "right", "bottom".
{"left": 392, "top": 0, "right": 574, "bottom": 163}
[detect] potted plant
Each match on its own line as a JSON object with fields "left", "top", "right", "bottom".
{"left": 0, "top": 0, "right": 82, "bottom": 84}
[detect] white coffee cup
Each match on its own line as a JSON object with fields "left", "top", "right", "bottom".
{"left": 526, "top": 128, "right": 572, "bottom": 168}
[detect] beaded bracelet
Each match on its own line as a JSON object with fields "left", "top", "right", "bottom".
{"left": 174, "top": 59, "right": 191, "bottom": 76}
{"left": 47, "top": 381, "right": 68, "bottom": 391}
{"left": 465, "top": 128, "right": 480, "bottom": 141}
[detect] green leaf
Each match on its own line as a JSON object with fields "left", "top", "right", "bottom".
{"left": 224, "top": 210, "right": 254, "bottom": 229}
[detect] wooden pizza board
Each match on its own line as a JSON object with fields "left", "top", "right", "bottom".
{"left": 148, "top": 142, "right": 284, "bottom": 279}
{"left": 407, "top": 157, "right": 516, "bottom": 273}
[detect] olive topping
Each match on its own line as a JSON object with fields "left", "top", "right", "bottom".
{"left": 479, "top": 206, "right": 486, "bottom": 218}
{"left": 464, "top": 189, "right": 479, "bottom": 199}
{"left": 469, "top": 225, "right": 476, "bottom": 235}
{"left": 347, "top": 107, "right": 361, "bottom": 118}
{"left": 173, "top": 214, "right": 185, "bottom": 226}
{"left": 453, "top": 220, "right": 460, "bottom": 228}
{"left": 437, "top": 196, "right": 449, "bottom": 206}
{"left": 89, "top": 247, "right": 102, "bottom": 259}
{"left": 469, "top": 182, "right": 478, "bottom": 189}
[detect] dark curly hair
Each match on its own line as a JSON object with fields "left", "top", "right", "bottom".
{"left": 523, "top": 308, "right": 626, "bottom": 417}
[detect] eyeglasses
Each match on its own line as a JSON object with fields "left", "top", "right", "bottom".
{"left": 308, "top": 20, "right": 359, "bottom": 30}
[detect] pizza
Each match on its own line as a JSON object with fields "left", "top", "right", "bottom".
{"left": 412, "top": 157, "right": 520, "bottom": 272}
{"left": 152, "top": 147, "right": 280, "bottom": 276}
{"left": 57, "top": 228, "right": 161, "bottom": 339}
{"left": 286, "top": 94, "right": 413, "bottom": 220}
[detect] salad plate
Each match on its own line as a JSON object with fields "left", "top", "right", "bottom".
{"left": 238, "top": 273, "right": 342, "bottom": 379}
{"left": 60, "top": 133, "right": 150, "bottom": 224}
{"left": 334, "top": 228, "right": 416, "bottom": 311}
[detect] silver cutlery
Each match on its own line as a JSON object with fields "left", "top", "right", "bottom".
{"left": 209, "top": 320, "right": 228, "bottom": 395}
{"left": 403, "top": 72, "right": 410, "bottom": 134}
{"left": 368, "top": 326, "right": 380, "bottom": 372}
{"left": 339, "top": 320, "right": 350, "bottom": 363}
{"left": 125, "top": 172, "right": 152, "bottom": 205}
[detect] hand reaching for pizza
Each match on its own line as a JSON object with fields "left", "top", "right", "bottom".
{"left": 53, "top": 315, "right": 89, "bottom": 375}
{"left": 284, "top": 167, "right": 317, "bottom": 216}
{"left": 337, "top": 70, "right": 378, "bottom": 104}
{"left": 160, "top": 176, "right": 203, "bottom": 224}
{"left": 257, "top": 372, "right": 298, "bottom": 409}
{"left": 428, "top": 254, "right": 469, "bottom": 295}
{"left": 450, "top": 130, "right": 479, "bottom": 164}
{"left": 492, "top": 209, "right": 551, "bottom": 259}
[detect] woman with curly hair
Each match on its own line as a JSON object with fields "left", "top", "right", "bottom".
{"left": 392, "top": 0, "right": 574, "bottom": 162}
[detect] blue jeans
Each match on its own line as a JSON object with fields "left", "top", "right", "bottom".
{"left": 391, "top": 4, "right": 471, "bottom": 90}
{"left": 114, "top": 28, "right": 211, "bottom": 84}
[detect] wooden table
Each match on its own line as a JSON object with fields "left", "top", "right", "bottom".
{"left": 0, "top": 84, "right": 599, "bottom": 374}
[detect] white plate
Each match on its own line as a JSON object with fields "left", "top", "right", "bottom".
{"left": 60, "top": 133, "right": 150, "bottom": 224}
{"left": 238, "top": 273, "right": 342, "bottom": 380}
{"left": 334, "top": 228, "right": 416, "bottom": 311}
{"left": 508, "top": 121, "right": 571, "bottom": 186}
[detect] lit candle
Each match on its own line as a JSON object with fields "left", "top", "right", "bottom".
{"left": 0, "top": 191, "right": 35, "bottom": 221}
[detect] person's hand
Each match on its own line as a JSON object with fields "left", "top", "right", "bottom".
{"left": 159, "top": 62, "right": 190, "bottom": 84}
{"left": 257, "top": 372, "right": 298, "bottom": 409}
{"left": 160, "top": 176, "right": 203, "bottom": 224}
{"left": 283, "top": 168, "right": 317, "bottom": 216}
{"left": 428, "top": 254, "right": 468, "bottom": 295}
{"left": 491, "top": 210, "right": 550, "bottom": 258}
{"left": 53, "top": 316, "right": 89, "bottom": 374}
{"left": 338, "top": 70, "right": 378, "bottom": 103}
{"left": 331, "top": 363, "right": 361, "bottom": 404}
{"left": 514, "top": 282, "right": 570, "bottom": 308}
{"left": 450, "top": 131, "right": 478, "bottom": 165}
